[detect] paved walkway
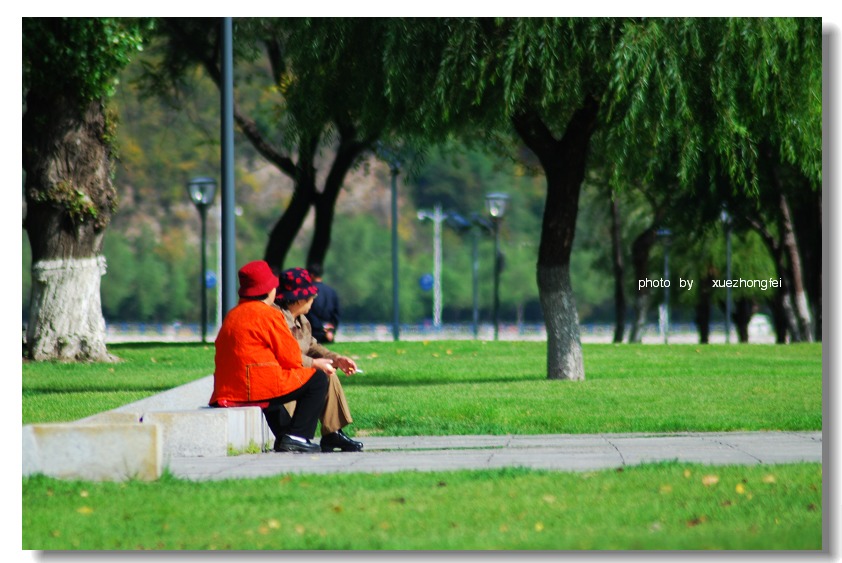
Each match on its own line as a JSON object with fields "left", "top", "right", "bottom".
{"left": 167, "top": 431, "right": 822, "bottom": 481}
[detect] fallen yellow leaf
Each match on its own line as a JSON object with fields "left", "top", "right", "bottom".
{"left": 702, "top": 475, "right": 719, "bottom": 486}
{"left": 76, "top": 506, "right": 94, "bottom": 515}
{"left": 267, "top": 519, "right": 281, "bottom": 529}
{"left": 684, "top": 469, "right": 692, "bottom": 478}
{"left": 735, "top": 483, "right": 746, "bottom": 495}
{"left": 534, "top": 522, "right": 545, "bottom": 532}
{"left": 762, "top": 474, "right": 777, "bottom": 484}
{"left": 660, "top": 484, "right": 673, "bottom": 494}
{"left": 542, "top": 494, "right": 556, "bottom": 504}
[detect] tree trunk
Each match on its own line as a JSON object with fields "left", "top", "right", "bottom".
{"left": 778, "top": 193, "right": 813, "bottom": 341}
{"left": 628, "top": 226, "right": 657, "bottom": 343}
{"left": 732, "top": 297, "right": 755, "bottom": 343}
{"left": 695, "top": 266, "right": 714, "bottom": 344}
{"left": 23, "top": 93, "right": 116, "bottom": 362}
{"left": 307, "top": 128, "right": 371, "bottom": 268}
{"left": 610, "top": 190, "right": 625, "bottom": 343}
{"left": 512, "top": 97, "right": 599, "bottom": 381}
{"left": 263, "top": 138, "right": 318, "bottom": 272}
{"left": 767, "top": 294, "right": 788, "bottom": 344}
{"left": 539, "top": 264, "right": 584, "bottom": 380}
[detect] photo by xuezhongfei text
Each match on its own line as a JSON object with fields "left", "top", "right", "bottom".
{"left": 711, "top": 278, "right": 782, "bottom": 291}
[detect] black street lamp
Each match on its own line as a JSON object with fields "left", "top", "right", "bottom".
{"left": 187, "top": 176, "right": 217, "bottom": 343}
{"left": 486, "top": 192, "right": 510, "bottom": 341}
{"left": 389, "top": 160, "right": 400, "bottom": 341}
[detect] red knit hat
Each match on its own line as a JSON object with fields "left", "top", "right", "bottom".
{"left": 277, "top": 268, "right": 318, "bottom": 302}
{"left": 238, "top": 261, "right": 279, "bottom": 298}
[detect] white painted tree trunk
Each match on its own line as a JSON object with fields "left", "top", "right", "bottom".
{"left": 539, "top": 264, "right": 584, "bottom": 381}
{"left": 27, "top": 256, "right": 114, "bottom": 362}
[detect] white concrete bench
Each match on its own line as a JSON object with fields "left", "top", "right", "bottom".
{"left": 22, "top": 375, "right": 273, "bottom": 481}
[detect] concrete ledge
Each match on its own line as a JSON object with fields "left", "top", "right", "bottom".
{"left": 143, "top": 407, "right": 269, "bottom": 458}
{"left": 77, "top": 376, "right": 215, "bottom": 422}
{"left": 23, "top": 376, "right": 277, "bottom": 481}
{"left": 23, "top": 423, "right": 162, "bottom": 481}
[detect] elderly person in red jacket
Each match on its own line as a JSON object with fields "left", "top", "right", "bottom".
{"left": 274, "top": 267, "right": 363, "bottom": 453}
{"left": 210, "top": 260, "right": 328, "bottom": 454}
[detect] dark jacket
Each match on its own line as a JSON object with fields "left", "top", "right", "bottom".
{"left": 306, "top": 281, "right": 340, "bottom": 343}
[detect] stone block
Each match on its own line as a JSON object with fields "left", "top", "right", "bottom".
{"left": 143, "top": 407, "right": 269, "bottom": 458}
{"left": 23, "top": 423, "right": 162, "bottom": 482}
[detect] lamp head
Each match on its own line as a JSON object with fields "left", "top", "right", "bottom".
{"left": 485, "top": 192, "right": 510, "bottom": 220}
{"left": 187, "top": 177, "right": 217, "bottom": 207}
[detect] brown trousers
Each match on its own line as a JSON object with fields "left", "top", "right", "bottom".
{"left": 284, "top": 371, "right": 353, "bottom": 436}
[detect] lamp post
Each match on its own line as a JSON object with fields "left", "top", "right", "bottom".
{"left": 486, "top": 193, "right": 510, "bottom": 341}
{"left": 417, "top": 204, "right": 447, "bottom": 329}
{"left": 459, "top": 213, "right": 493, "bottom": 339}
{"left": 656, "top": 228, "right": 672, "bottom": 344}
{"left": 187, "top": 177, "right": 217, "bottom": 343}
{"left": 720, "top": 209, "right": 733, "bottom": 344}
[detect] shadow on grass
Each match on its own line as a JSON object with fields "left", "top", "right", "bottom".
{"left": 346, "top": 374, "right": 541, "bottom": 387}
{"left": 108, "top": 342, "right": 210, "bottom": 351}
{"left": 23, "top": 385, "right": 178, "bottom": 395}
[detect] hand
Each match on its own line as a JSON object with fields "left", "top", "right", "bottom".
{"left": 334, "top": 356, "right": 358, "bottom": 375}
{"left": 312, "top": 358, "right": 336, "bottom": 376}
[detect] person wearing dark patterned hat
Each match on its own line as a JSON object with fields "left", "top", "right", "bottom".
{"left": 210, "top": 260, "right": 328, "bottom": 454}
{"left": 305, "top": 263, "right": 340, "bottom": 344}
{"left": 273, "top": 267, "right": 364, "bottom": 453}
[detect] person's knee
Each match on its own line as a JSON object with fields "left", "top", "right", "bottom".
{"left": 311, "top": 369, "right": 329, "bottom": 392}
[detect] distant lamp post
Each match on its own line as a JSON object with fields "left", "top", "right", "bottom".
{"left": 656, "top": 228, "right": 672, "bottom": 344}
{"left": 720, "top": 209, "right": 733, "bottom": 344}
{"left": 417, "top": 204, "right": 447, "bottom": 329}
{"left": 447, "top": 212, "right": 490, "bottom": 340}
{"left": 374, "top": 142, "right": 406, "bottom": 341}
{"left": 486, "top": 193, "right": 510, "bottom": 341}
{"left": 187, "top": 176, "right": 217, "bottom": 343}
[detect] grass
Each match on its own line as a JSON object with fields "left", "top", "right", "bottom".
{"left": 23, "top": 341, "right": 822, "bottom": 434}
{"left": 23, "top": 463, "right": 822, "bottom": 550}
{"left": 21, "top": 340, "right": 824, "bottom": 550}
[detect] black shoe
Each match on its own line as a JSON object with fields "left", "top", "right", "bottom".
{"left": 272, "top": 427, "right": 291, "bottom": 452}
{"left": 321, "top": 429, "right": 363, "bottom": 452}
{"left": 276, "top": 434, "right": 321, "bottom": 453}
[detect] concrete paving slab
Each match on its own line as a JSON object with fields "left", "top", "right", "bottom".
{"left": 164, "top": 431, "right": 822, "bottom": 481}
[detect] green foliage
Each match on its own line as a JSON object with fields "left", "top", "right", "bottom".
{"left": 605, "top": 18, "right": 821, "bottom": 193}
{"left": 23, "top": 18, "right": 150, "bottom": 104}
{"left": 23, "top": 463, "right": 821, "bottom": 549}
{"left": 99, "top": 228, "right": 199, "bottom": 323}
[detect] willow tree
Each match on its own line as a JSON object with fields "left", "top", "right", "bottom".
{"left": 607, "top": 18, "right": 822, "bottom": 343}
{"left": 145, "top": 18, "right": 390, "bottom": 272}
{"left": 23, "top": 18, "right": 149, "bottom": 361}
{"left": 380, "top": 17, "right": 820, "bottom": 379}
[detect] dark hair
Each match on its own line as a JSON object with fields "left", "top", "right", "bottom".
{"left": 307, "top": 263, "right": 324, "bottom": 278}
{"left": 242, "top": 293, "right": 270, "bottom": 301}
{"left": 275, "top": 298, "right": 293, "bottom": 310}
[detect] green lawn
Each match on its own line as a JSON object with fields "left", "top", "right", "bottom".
{"left": 23, "top": 463, "right": 822, "bottom": 550}
{"left": 21, "top": 341, "right": 824, "bottom": 550}
{"left": 22, "top": 341, "right": 823, "bottom": 435}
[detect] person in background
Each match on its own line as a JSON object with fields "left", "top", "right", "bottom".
{"left": 275, "top": 267, "right": 364, "bottom": 453}
{"left": 305, "top": 263, "right": 340, "bottom": 344}
{"left": 209, "top": 260, "right": 327, "bottom": 454}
